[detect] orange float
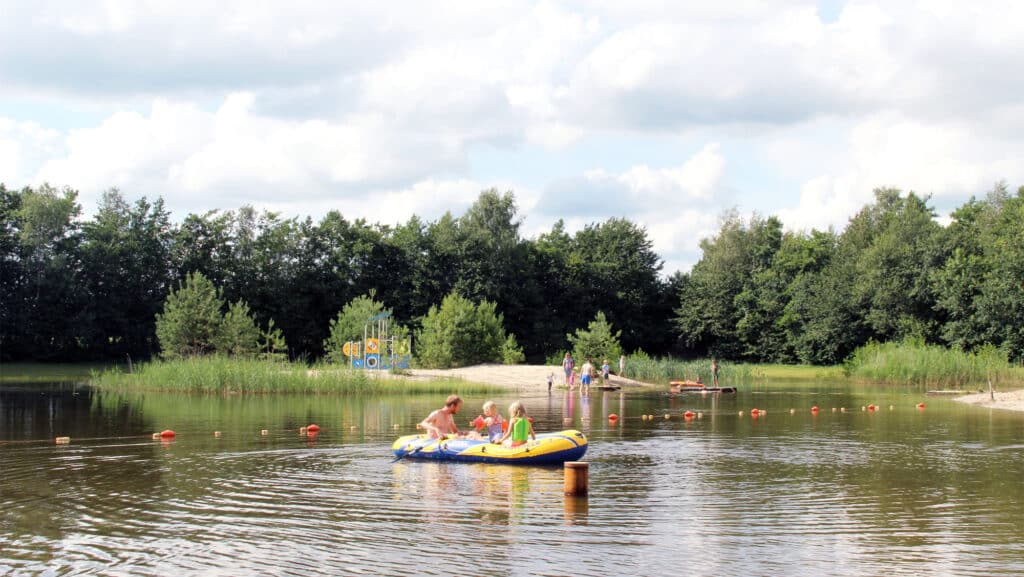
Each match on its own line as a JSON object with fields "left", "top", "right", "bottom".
{"left": 159, "top": 430, "right": 176, "bottom": 438}
{"left": 917, "top": 402, "right": 925, "bottom": 409}
{"left": 608, "top": 414, "right": 619, "bottom": 422}
{"left": 811, "top": 406, "right": 820, "bottom": 413}
{"left": 307, "top": 424, "right": 321, "bottom": 433}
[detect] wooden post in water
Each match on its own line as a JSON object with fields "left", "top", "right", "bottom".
{"left": 564, "top": 461, "right": 589, "bottom": 496}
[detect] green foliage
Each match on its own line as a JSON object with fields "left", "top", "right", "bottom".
{"left": 5, "top": 180, "right": 1024, "bottom": 369}
{"left": 501, "top": 333, "right": 525, "bottom": 365}
{"left": 675, "top": 211, "right": 783, "bottom": 360}
{"left": 323, "top": 293, "right": 391, "bottom": 363}
{"left": 90, "top": 357, "right": 499, "bottom": 394}
{"left": 217, "top": 300, "right": 261, "bottom": 357}
{"left": 260, "top": 319, "right": 289, "bottom": 361}
{"left": 155, "top": 271, "right": 286, "bottom": 361}
{"left": 625, "top": 355, "right": 755, "bottom": 385}
{"left": 843, "top": 339, "right": 1015, "bottom": 388}
{"left": 156, "top": 271, "right": 226, "bottom": 359}
{"left": 415, "top": 292, "right": 517, "bottom": 368}
{"left": 567, "top": 312, "right": 622, "bottom": 365}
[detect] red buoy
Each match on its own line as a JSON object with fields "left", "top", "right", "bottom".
{"left": 608, "top": 413, "right": 619, "bottom": 422}
{"left": 811, "top": 406, "right": 820, "bottom": 414}
{"left": 917, "top": 403, "right": 925, "bottom": 409}
{"left": 159, "top": 430, "right": 176, "bottom": 438}
{"left": 683, "top": 410, "right": 694, "bottom": 419}
{"left": 307, "top": 424, "right": 321, "bottom": 433}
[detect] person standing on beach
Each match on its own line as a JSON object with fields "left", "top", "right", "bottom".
{"left": 711, "top": 357, "right": 720, "bottom": 387}
{"left": 619, "top": 354, "right": 626, "bottom": 378}
{"left": 562, "top": 353, "right": 574, "bottom": 387}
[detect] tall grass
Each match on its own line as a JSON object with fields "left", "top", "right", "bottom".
{"left": 1, "top": 363, "right": 113, "bottom": 383}
{"left": 843, "top": 340, "right": 1016, "bottom": 388}
{"left": 90, "top": 356, "right": 499, "bottom": 395}
{"left": 626, "top": 353, "right": 755, "bottom": 384}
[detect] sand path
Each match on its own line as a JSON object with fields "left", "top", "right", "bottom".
{"left": 399, "top": 363, "right": 650, "bottom": 391}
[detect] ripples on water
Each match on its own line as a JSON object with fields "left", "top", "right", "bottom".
{"left": 2, "top": 389, "right": 1023, "bottom": 576}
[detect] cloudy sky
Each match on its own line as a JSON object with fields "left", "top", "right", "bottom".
{"left": 2, "top": 1, "right": 1022, "bottom": 274}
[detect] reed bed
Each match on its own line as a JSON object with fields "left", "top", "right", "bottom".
{"left": 626, "top": 354, "right": 755, "bottom": 384}
{"left": 843, "top": 341, "right": 1016, "bottom": 388}
{"left": 90, "top": 357, "right": 498, "bottom": 395}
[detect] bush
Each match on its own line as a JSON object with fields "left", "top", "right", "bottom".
{"left": 416, "top": 291, "right": 521, "bottom": 368}
{"left": 567, "top": 312, "right": 622, "bottom": 365}
{"left": 155, "top": 271, "right": 287, "bottom": 360}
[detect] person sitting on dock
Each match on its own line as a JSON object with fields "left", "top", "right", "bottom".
{"left": 418, "top": 394, "right": 464, "bottom": 439}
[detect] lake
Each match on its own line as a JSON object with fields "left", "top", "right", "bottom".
{"left": 2, "top": 380, "right": 1023, "bottom": 576}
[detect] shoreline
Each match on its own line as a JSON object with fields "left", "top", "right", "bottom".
{"left": 404, "top": 364, "right": 1024, "bottom": 414}
{"left": 401, "top": 363, "right": 653, "bottom": 391}
{"left": 953, "top": 388, "right": 1024, "bottom": 413}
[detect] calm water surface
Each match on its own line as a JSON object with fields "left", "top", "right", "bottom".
{"left": 1, "top": 381, "right": 1022, "bottom": 576}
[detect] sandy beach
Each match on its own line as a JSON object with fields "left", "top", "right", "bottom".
{"left": 954, "top": 388, "right": 1024, "bottom": 413}
{"left": 400, "top": 363, "right": 650, "bottom": 391}
{"left": 400, "top": 363, "right": 1024, "bottom": 414}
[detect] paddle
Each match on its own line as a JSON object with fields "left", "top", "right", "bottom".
{"left": 391, "top": 437, "right": 441, "bottom": 462}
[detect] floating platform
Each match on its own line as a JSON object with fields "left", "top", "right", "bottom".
{"left": 669, "top": 380, "right": 736, "bottom": 394}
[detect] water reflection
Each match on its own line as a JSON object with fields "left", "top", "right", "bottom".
{"left": 1, "top": 382, "right": 1023, "bottom": 576}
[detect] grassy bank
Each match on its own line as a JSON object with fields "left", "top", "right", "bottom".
{"left": 1, "top": 363, "right": 112, "bottom": 383}
{"left": 843, "top": 341, "right": 1019, "bottom": 388}
{"left": 627, "top": 355, "right": 756, "bottom": 384}
{"left": 90, "top": 357, "right": 499, "bottom": 395}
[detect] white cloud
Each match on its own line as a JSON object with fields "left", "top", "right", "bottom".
{"left": 0, "top": 119, "right": 62, "bottom": 183}
{"left": 777, "top": 112, "right": 1024, "bottom": 232}
{"left": 2, "top": 2, "right": 1023, "bottom": 274}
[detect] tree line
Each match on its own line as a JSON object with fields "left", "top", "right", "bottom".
{"left": 2, "top": 181, "right": 1022, "bottom": 365}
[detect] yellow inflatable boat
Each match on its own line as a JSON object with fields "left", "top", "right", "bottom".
{"left": 391, "top": 429, "right": 587, "bottom": 464}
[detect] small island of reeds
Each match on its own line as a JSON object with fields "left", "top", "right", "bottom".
{"left": 90, "top": 357, "right": 499, "bottom": 395}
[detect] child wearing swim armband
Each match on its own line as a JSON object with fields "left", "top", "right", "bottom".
{"left": 470, "top": 400, "right": 505, "bottom": 442}
{"left": 495, "top": 401, "right": 535, "bottom": 447}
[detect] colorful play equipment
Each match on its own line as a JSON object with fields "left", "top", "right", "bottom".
{"left": 343, "top": 312, "right": 411, "bottom": 370}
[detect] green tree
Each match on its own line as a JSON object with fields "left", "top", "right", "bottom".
{"left": 567, "top": 311, "right": 623, "bottom": 365}
{"left": 217, "top": 300, "right": 261, "bottom": 357}
{"left": 935, "top": 183, "right": 1024, "bottom": 360}
{"left": 11, "top": 184, "right": 86, "bottom": 359}
{"left": 415, "top": 291, "right": 521, "bottom": 368}
{"left": 569, "top": 218, "right": 667, "bottom": 354}
{"left": 80, "top": 189, "right": 175, "bottom": 359}
{"left": 675, "top": 211, "right": 782, "bottom": 359}
{"left": 156, "top": 271, "right": 226, "bottom": 359}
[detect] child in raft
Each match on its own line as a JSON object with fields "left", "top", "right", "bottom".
{"left": 494, "top": 401, "right": 536, "bottom": 447}
{"left": 469, "top": 400, "right": 505, "bottom": 442}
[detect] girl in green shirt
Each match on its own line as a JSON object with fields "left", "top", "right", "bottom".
{"left": 495, "top": 401, "right": 535, "bottom": 447}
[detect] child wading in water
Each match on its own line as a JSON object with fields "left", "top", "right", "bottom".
{"left": 495, "top": 401, "right": 535, "bottom": 447}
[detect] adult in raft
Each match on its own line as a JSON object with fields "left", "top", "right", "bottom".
{"left": 418, "top": 394, "right": 464, "bottom": 439}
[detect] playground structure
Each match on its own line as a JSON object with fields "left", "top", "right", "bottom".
{"left": 341, "top": 312, "right": 412, "bottom": 370}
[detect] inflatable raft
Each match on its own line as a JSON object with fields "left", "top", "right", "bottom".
{"left": 391, "top": 429, "right": 588, "bottom": 465}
